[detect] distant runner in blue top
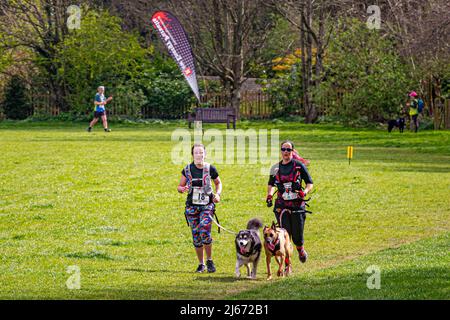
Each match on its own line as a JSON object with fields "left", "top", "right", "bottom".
{"left": 87, "top": 86, "right": 113, "bottom": 132}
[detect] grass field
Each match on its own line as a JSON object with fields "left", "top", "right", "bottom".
{"left": 0, "top": 120, "right": 449, "bottom": 299}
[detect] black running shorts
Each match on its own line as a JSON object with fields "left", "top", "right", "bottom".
{"left": 94, "top": 111, "right": 106, "bottom": 118}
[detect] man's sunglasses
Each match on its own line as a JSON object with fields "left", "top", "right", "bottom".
{"left": 281, "top": 148, "right": 293, "bottom": 152}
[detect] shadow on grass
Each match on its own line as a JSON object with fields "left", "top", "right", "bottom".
{"left": 8, "top": 264, "right": 445, "bottom": 300}
{"left": 392, "top": 166, "right": 450, "bottom": 173}
{"left": 26, "top": 136, "right": 170, "bottom": 143}
{"left": 194, "top": 275, "right": 241, "bottom": 283}
{"left": 65, "top": 287, "right": 205, "bottom": 300}
{"left": 123, "top": 268, "right": 240, "bottom": 280}
{"left": 124, "top": 268, "right": 194, "bottom": 276}
{"left": 227, "top": 266, "right": 449, "bottom": 300}
{"left": 228, "top": 234, "right": 450, "bottom": 300}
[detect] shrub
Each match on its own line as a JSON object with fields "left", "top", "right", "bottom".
{"left": 56, "top": 9, "right": 151, "bottom": 115}
{"left": 315, "top": 18, "right": 413, "bottom": 123}
{"left": 141, "top": 74, "right": 196, "bottom": 119}
{"left": 1, "top": 75, "right": 31, "bottom": 120}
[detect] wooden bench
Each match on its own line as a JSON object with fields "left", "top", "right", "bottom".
{"left": 188, "top": 107, "right": 236, "bottom": 129}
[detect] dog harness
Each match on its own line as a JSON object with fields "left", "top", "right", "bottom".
{"left": 184, "top": 162, "right": 213, "bottom": 206}
{"left": 266, "top": 238, "right": 280, "bottom": 255}
{"left": 274, "top": 160, "right": 304, "bottom": 201}
{"left": 184, "top": 163, "right": 222, "bottom": 233}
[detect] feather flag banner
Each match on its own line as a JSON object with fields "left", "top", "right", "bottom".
{"left": 151, "top": 11, "right": 200, "bottom": 101}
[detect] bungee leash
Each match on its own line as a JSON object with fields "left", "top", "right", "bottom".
{"left": 208, "top": 211, "right": 238, "bottom": 235}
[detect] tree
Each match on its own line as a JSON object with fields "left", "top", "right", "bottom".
{"left": 268, "top": 0, "right": 348, "bottom": 123}
{"left": 95, "top": 0, "right": 165, "bottom": 46}
{"left": 55, "top": 9, "right": 151, "bottom": 114}
{"left": 2, "top": 75, "right": 31, "bottom": 120}
{"left": 0, "top": 0, "right": 76, "bottom": 111}
{"left": 381, "top": 0, "right": 449, "bottom": 68}
{"left": 166, "top": 0, "right": 279, "bottom": 118}
{"left": 316, "top": 18, "right": 413, "bottom": 122}
{"left": 382, "top": 0, "right": 450, "bottom": 111}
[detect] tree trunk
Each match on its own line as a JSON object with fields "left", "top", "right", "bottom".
{"left": 300, "top": 13, "right": 308, "bottom": 119}
{"left": 168, "top": 0, "right": 275, "bottom": 120}
{"left": 303, "top": 0, "right": 317, "bottom": 123}
{"left": 230, "top": 0, "right": 244, "bottom": 119}
{"left": 231, "top": 86, "right": 241, "bottom": 120}
{"left": 315, "top": 6, "right": 325, "bottom": 86}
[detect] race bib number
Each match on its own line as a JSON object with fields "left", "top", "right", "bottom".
{"left": 192, "top": 187, "right": 209, "bottom": 205}
{"left": 282, "top": 182, "right": 298, "bottom": 201}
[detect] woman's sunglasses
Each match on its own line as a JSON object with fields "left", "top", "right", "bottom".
{"left": 281, "top": 148, "right": 293, "bottom": 152}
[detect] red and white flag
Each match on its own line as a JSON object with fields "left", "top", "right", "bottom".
{"left": 151, "top": 11, "right": 200, "bottom": 101}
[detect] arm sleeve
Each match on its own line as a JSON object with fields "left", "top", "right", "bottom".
{"left": 299, "top": 162, "right": 313, "bottom": 184}
{"left": 268, "top": 164, "right": 278, "bottom": 186}
{"left": 210, "top": 165, "right": 219, "bottom": 179}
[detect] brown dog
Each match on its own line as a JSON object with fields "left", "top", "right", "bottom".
{"left": 263, "top": 221, "right": 293, "bottom": 280}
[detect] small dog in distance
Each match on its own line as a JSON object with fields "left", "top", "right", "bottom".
{"left": 388, "top": 117, "right": 405, "bottom": 133}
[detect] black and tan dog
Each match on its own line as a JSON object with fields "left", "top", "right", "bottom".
{"left": 263, "top": 222, "right": 293, "bottom": 280}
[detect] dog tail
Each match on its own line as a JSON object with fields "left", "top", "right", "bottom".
{"left": 247, "top": 218, "right": 263, "bottom": 230}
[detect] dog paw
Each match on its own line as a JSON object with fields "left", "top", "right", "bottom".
{"left": 235, "top": 273, "right": 241, "bottom": 278}
{"left": 284, "top": 266, "right": 292, "bottom": 276}
{"left": 267, "top": 275, "right": 272, "bottom": 281}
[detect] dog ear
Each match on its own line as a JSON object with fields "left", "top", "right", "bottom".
{"left": 271, "top": 221, "right": 276, "bottom": 230}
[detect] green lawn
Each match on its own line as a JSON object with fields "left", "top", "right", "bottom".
{"left": 230, "top": 233, "right": 450, "bottom": 300}
{"left": 0, "top": 120, "right": 449, "bottom": 299}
